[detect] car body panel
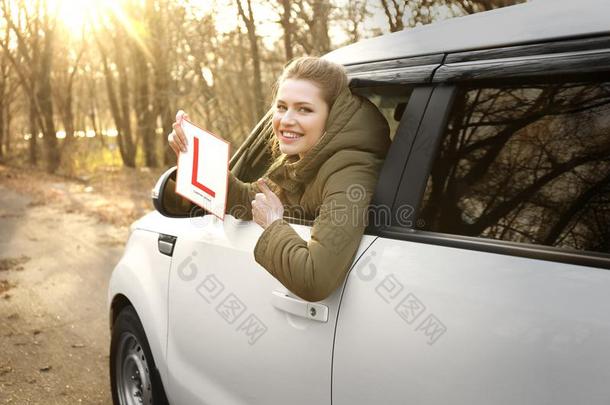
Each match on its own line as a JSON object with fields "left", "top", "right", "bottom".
{"left": 131, "top": 210, "right": 194, "bottom": 236}
{"left": 434, "top": 47, "right": 610, "bottom": 82}
{"left": 108, "top": 229, "right": 172, "bottom": 387}
{"left": 163, "top": 214, "right": 376, "bottom": 404}
{"left": 333, "top": 237, "right": 610, "bottom": 405}
{"left": 325, "top": 0, "right": 610, "bottom": 66}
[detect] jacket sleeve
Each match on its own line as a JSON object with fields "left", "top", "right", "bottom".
{"left": 226, "top": 172, "right": 261, "bottom": 220}
{"left": 253, "top": 160, "right": 378, "bottom": 302}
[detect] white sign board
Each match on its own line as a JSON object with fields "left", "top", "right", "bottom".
{"left": 175, "top": 120, "right": 230, "bottom": 220}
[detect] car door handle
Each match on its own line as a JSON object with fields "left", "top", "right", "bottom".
{"left": 158, "top": 234, "right": 177, "bottom": 256}
{"left": 271, "top": 291, "right": 329, "bottom": 322}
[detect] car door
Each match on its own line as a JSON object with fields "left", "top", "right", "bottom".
{"left": 333, "top": 39, "right": 610, "bottom": 404}
{"left": 165, "top": 213, "right": 376, "bottom": 405}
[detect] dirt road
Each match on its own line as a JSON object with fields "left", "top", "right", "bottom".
{"left": 0, "top": 184, "right": 129, "bottom": 404}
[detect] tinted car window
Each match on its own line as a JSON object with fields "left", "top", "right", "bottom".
{"left": 352, "top": 85, "right": 414, "bottom": 140}
{"left": 418, "top": 79, "right": 610, "bottom": 254}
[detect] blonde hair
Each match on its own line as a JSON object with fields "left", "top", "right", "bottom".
{"left": 269, "top": 57, "right": 348, "bottom": 159}
{"left": 274, "top": 56, "right": 349, "bottom": 110}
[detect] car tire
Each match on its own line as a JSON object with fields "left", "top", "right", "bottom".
{"left": 110, "top": 306, "right": 169, "bottom": 405}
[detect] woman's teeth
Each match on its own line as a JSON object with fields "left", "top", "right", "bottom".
{"left": 282, "top": 132, "right": 302, "bottom": 139}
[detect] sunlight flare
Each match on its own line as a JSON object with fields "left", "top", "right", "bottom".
{"left": 44, "top": 0, "right": 120, "bottom": 35}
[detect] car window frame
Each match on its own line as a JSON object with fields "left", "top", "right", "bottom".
{"left": 382, "top": 35, "right": 610, "bottom": 270}
{"left": 355, "top": 84, "right": 435, "bottom": 235}
{"left": 228, "top": 60, "right": 442, "bottom": 234}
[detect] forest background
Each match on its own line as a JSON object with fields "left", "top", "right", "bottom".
{"left": 0, "top": 0, "right": 524, "bottom": 178}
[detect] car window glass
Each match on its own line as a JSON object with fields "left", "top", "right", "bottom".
{"left": 352, "top": 84, "right": 414, "bottom": 140}
{"left": 418, "top": 79, "right": 610, "bottom": 255}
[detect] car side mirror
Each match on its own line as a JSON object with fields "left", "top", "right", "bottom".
{"left": 151, "top": 166, "right": 196, "bottom": 218}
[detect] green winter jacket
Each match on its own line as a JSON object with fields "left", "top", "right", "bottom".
{"left": 227, "top": 88, "right": 391, "bottom": 302}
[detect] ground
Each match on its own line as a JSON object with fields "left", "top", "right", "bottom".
{"left": 0, "top": 164, "right": 165, "bottom": 404}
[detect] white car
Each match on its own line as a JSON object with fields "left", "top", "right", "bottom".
{"left": 108, "top": 1, "right": 610, "bottom": 404}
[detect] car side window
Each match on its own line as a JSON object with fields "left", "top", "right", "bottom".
{"left": 351, "top": 84, "right": 414, "bottom": 141}
{"left": 418, "top": 78, "right": 610, "bottom": 255}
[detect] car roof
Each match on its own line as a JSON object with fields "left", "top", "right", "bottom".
{"left": 325, "top": 0, "right": 610, "bottom": 66}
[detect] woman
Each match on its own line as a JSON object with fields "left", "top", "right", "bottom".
{"left": 168, "top": 57, "right": 390, "bottom": 302}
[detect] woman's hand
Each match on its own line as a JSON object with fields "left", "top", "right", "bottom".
{"left": 252, "top": 179, "right": 284, "bottom": 229}
{"left": 168, "top": 110, "right": 189, "bottom": 155}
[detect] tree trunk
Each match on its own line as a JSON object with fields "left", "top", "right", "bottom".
{"left": 58, "top": 93, "right": 76, "bottom": 173}
{"left": 97, "top": 28, "right": 137, "bottom": 168}
{"left": 281, "top": 0, "right": 294, "bottom": 61}
{"left": 88, "top": 102, "right": 104, "bottom": 148}
{"left": 149, "top": 0, "right": 175, "bottom": 167}
{"left": 99, "top": 53, "right": 135, "bottom": 168}
{"left": 4, "top": 104, "right": 10, "bottom": 155}
{"left": 292, "top": 0, "right": 331, "bottom": 55}
{"left": 157, "top": 76, "right": 175, "bottom": 167}
{"left": 0, "top": 76, "right": 4, "bottom": 159}
{"left": 0, "top": 108, "right": 4, "bottom": 159}
{"left": 28, "top": 100, "right": 38, "bottom": 165}
{"left": 237, "top": 0, "right": 265, "bottom": 122}
{"left": 38, "top": 27, "right": 59, "bottom": 173}
{"left": 85, "top": 77, "right": 104, "bottom": 147}
{"left": 380, "top": 0, "right": 404, "bottom": 32}
{"left": 312, "top": 0, "right": 331, "bottom": 54}
{"left": 132, "top": 43, "right": 157, "bottom": 168}
{"left": 116, "top": 42, "right": 137, "bottom": 166}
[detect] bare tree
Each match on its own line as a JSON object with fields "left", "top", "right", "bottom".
{"left": 379, "top": 0, "right": 404, "bottom": 32}
{"left": 1, "top": 77, "right": 19, "bottom": 156}
{"left": 237, "top": 0, "right": 265, "bottom": 121}
{"left": 342, "top": 0, "right": 370, "bottom": 44}
{"left": 148, "top": 0, "right": 176, "bottom": 166}
{"left": 0, "top": 0, "right": 532, "bottom": 176}
{"left": 52, "top": 26, "right": 86, "bottom": 172}
{"left": 0, "top": 0, "right": 62, "bottom": 172}
{"left": 276, "top": 0, "right": 294, "bottom": 60}
{"left": 331, "top": 0, "right": 372, "bottom": 46}
{"left": 292, "top": 0, "right": 332, "bottom": 54}
{"left": 0, "top": 24, "right": 14, "bottom": 158}
{"left": 454, "top": 0, "right": 523, "bottom": 13}
{"left": 95, "top": 20, "right": 136, "bottom": 168}
{"left": 131, "top": 41, "right": 157, "bottom": 168}
{"left": 378, "top": 0, "right": 525, "bottom": 31}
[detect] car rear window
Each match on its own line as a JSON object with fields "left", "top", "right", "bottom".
{"left": 418, "top": 79, "right": 610, "bottom": 255}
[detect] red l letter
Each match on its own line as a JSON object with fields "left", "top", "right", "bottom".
{"left": 191, "top": 137, "right": 216, "bottom": 197}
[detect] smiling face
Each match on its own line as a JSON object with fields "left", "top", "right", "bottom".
{"left": 272, "top": 79, "right": 329, "bottom": 159}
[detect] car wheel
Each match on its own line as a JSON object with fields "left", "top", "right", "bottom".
{"left": 110, "top": 306, "right": 168, "bottom": 405}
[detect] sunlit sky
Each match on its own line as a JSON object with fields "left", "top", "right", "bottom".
{"left": 39, "top": 0, "right": 462, "bottom": 50}
{"left": 46, "top": 0, "right": 116, "bottom": 33}
{"left": 191, "top": 0, "right": 284, "bottom": 47}
{"left": 45, "top": 0, "right": 455, "bottom": 49}
{"left": 44, "top": 0, "right": 292, "bottom": 47}
{"left": 189, "top": 0, "right": 442, "bottom": 48}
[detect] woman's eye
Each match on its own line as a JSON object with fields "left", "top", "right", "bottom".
{"left": 299, "top": 107, "right": 312, "bottom": 113}
{"left": 276, "top": 105, "right": 287, "bottom": 111}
